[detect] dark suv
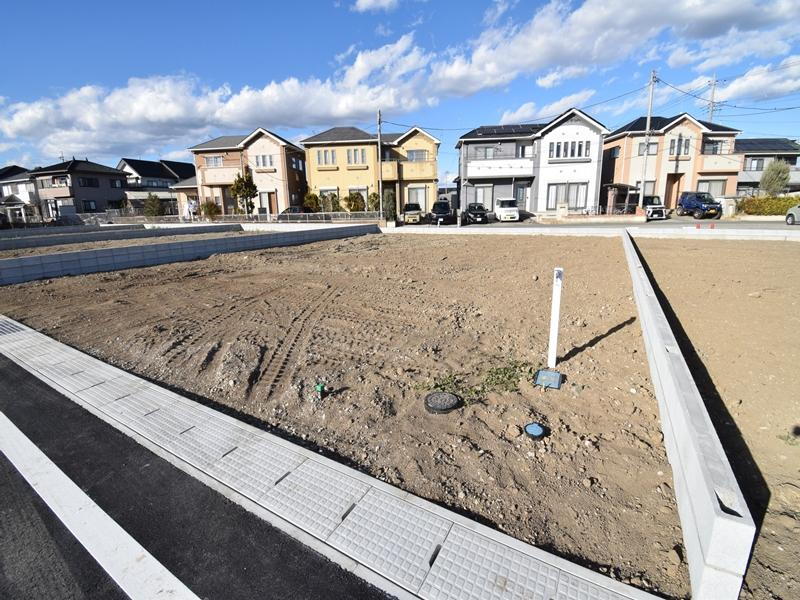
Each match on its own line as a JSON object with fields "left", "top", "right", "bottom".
{"left": 675, "top": 192, "right": 722, "bottom": 219}
{"left": 429, "top": 201, "right": 454, "bottom": 224}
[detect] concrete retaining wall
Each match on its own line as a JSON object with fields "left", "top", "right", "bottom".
{"left": 0, "top": 224, "right": 142, "bottom": 240}
{"left": 628, "top": 226, "right": 800, "bottom": 242}
{"left": 0, "top": 224, "right": 243, "bottom": 251}
{"left": 381, "top": 225, "right": 622, "bottom": 237}
{"left": 0, "top": 224, "right": 379, "bottom": 286}
{"left": 622, "top": 232, "right": 755, "bottom": 599}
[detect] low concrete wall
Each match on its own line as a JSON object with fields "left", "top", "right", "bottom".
{"left": 381, "top": 225, "right": 622, "bottom": 237}
{"left": 0, "top": 224, "right": 379, "bottom": 286}
{"left": 622, "top": 232, "right": 755, "bottom": 599}
{"left": 628, "top": 226, "right": 800, "bottom": 242}
{"left": 0, "top": 224, "right": 142, "bottom": 240}
{"left": 0, "top": 224, "right": 243, "bottom": 251}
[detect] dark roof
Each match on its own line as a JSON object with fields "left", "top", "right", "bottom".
{"left": 734, "top": 138, "right": 800, "bottom": 153}
{"left": 459, "top": 124, "right": 546, "bottom": 140}
{"left": 301, "top": 127, "right": 376, "bottom": 144}
{"left": 0, "top": 194, "right": 24, "bottom": 204}
{"left": 119, "top": 158, "right": 176, "bottom": 179}
{"left": 161, "top": 160, "right": 195, "bottom": 180}
{"left": 381, "top": 132, "right": 404, "bottom": 142}
{"left": 0, "top": 169, "right": 31, "bottom": 184}
{"left": 28, "top": 159, "right": 127, "bottom": 176}
{"left": 608, "top": 113, "right": 740, "bottom": 138}
{"left": 0, "top": 165, "right": 28, "bottom": 180}
{"left": 171, "top": 176, "right": 197, "bottom": 188}
{"left": 189, "top": 134, "right": 248, "bottom": 150}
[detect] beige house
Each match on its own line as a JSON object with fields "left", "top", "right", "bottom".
{"left": 601, "top": 113, "right": 741, "bottom": 209}
{"left": 301, "top": 126, "right": 440, "bottom": 213}
{"left": 186, "top": 128, "right": 307, "bottom": 216}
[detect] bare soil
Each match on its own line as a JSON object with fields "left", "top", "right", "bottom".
{"left": 638, "top": 239, "right": 800, "bottom": 600}
{"left": 0, "top": 231, "right": 266, "bottom": 259}
{"left": 0, "top": 234, "right": 688, "bottom": 597}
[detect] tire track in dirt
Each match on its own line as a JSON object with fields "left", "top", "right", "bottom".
{"left": 247, "top": 286, "right": 340, "bottom": 400}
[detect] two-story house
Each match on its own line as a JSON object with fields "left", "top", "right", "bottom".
{"left": 26, "top": 158, "right": 128, "bottom": 217}
{"left": 187, "top": 128, "right": 307, "bottom": 217}
{"left": 0, "top": 167, "right": 40, "bottom": 223}
{"left": 116, "top": 158, "right": 196, "bottom": 214}
{"left": 301, "top": 126, "right": 439, "bottom": 213}
{"left": 602, "top": 113, "right": 741, "bottom": 210}
{"left": 456, "top": 108, "right": 608, "bottom": 215}
{"left": 734, "top": 138, "right": 800, "bottom": 195}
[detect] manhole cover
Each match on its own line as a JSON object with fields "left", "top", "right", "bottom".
{"left": 524, "top": 422, "right": 548, "bottom": 440}
{"left": 424, "top": 392, "right": 461, "bottom": 414}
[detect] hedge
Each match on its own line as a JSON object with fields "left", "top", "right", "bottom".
{"left": 737, "top": 196, "right": 798, "bottom": 215}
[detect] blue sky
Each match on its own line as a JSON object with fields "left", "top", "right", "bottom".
{"left": 1, "top": 0, "right": 799, "bottom": 181}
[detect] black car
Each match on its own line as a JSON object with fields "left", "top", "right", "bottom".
{"left": 465, "top": 203, "right": 488, "bottom": 224}
{"left": 277, "top": 205, "right": 316, "bottom": 222}
{"left": 675, "top": 192, "right": 722, "bottom": 219}
{"left": 429, "top": 201, "right": 454, "bottom": 224}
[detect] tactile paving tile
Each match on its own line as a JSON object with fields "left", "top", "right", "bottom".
{"left": 329, "top": 489, "right": 452, "bottom": 593}
{"left": 418, "top": 524, "right": 560, "bottom": 600}
{"left": 103, "top": 387, "right": 177, "bottom": 426}
{"left": 77, "top": 375, "right": 150, "bottom": 408}
{"left": 206, "top": 435, "right": 306, "bottom": 502}
{"left": 555, "top": 570, "right": 631, "bottom": 600}
{"left": 0, "top": 319, "right": 25, "bottom": 335}
{"left": 261, "top": 460, "right": 369, "bottom": 540}
{"left": 34, "top": 359, "right": 109, "bottom": 393}
{"left": 159, "top": 417, "right": 252, "bottom": 470}
{"left": 126, "top": 404, "right": 207, "bottom": 450}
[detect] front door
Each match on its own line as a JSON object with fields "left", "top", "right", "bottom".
{"left": 514, "top": 183, "right": 527, "bottom": 210}
{"left": 665, "top": 174, "right": 682, "bottom": 209}
{"left": 268, "top": 192, "right": 278, "bottom": 213}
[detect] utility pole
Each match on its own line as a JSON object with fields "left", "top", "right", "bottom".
{"left": 637, "top": 69, "right": 657, "bottom": 209}
{"left": 708, "top": 74, "right": 717, "bottom": 123}
{"left": 377, "top": 109, "right": 384, "bottom": 217}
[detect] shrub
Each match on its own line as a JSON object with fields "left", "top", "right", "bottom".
{"left": 319, "top": 193, "right": 332, "bottom": 212}
{"left": 200, "top": 200, "right": 221, "bottom": 219}
{"left": 367, "top": 192, "right": 380, "bottom": 211}
{"left": 384, "top": 189, "right": 397, "bottom": 221}
{"left": 738, "top": 196, "right": 797, "bottom": 215}
{"left": 344, "top": 192, "right": 366, "bottom": 212}
{"left": 143, "top": 193, "right": 163, "bottom": 217}
{"left": 330, "top": 193, "right": 342, "bottom": 212}
{"left": 303, "top": 192, "right": 320, "bottom": 212}
{"left": 760, "top": 160, "right": 790, "bottom": 196}
{"left": 230, "top": 170, "right": 258, "bottom": 215}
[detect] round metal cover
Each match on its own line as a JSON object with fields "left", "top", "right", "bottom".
{"left": 424, "top": 392, "right": 461, "bottom": 414}
{"left": 524, "top": 422, "right": 548, "bottom": 440}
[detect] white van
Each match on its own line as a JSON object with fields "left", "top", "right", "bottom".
{"left": 494, "top": 198, "right": 520, "bottom": 222}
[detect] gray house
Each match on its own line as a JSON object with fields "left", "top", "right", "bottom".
{"left": 28, "top": 158, "right": 128, "bottom": 217}
{"left": 735, "top": 138, "right": 800, "bottom": 195}
{"left": 456, "top": 108, "right": 608, "bottom": 215}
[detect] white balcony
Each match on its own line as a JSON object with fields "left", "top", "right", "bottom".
{"left": 466, "top": 158, "right": 534, "bottom": 179}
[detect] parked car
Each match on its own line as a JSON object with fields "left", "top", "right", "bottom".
{"left": 786, "top": 202, "right": 800, "bottom": 225}
{"left": 494, "top": 198, "right": 520, "bottom": 222}
{"left": 429, "top": 201, "right": 454, "bottom": 224}
{"left": 401, "top": 202, "right": 423, "bottom": 224}
{"left": 643, "top": 195, "right": 667, "bottom": 220}
{"left": 675, "top": 192, "right": 722, "bottom": 219}
{"left": 465, "top": 203, "right": 488, "bottom": 224}
{"left": 277, "top": 205, "right": 314, "bottom": 222}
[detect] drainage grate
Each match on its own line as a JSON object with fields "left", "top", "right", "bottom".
{"left": 0, "top": 320, "right": 24, "bottom": 336}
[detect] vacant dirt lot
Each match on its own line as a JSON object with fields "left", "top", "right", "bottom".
{"left": 0, "top": 234, "right": 687, "bottom": 597}
{"left": 0, "top": 230, "right": 268, "bottom": 259}
{"left": 638, "top": 238, "right": 800, "bottom": 600}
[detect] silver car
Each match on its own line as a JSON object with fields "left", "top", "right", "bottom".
{"left": 787, "top": 203, "right": 800, "bottom": 225}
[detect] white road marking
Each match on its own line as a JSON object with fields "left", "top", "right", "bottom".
{"left": 0, "top": 411, "right": 200, "bottom": 600}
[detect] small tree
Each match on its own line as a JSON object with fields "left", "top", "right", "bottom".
{"left": 303, "top": 192, "right": 321, "bottom": 212}
{"left": 330, "top": 193, "right": 342, "bottom": 212}
{"left": 384, "top": 189, "right": 397, "bottom": 221}
{"left": 200, "top": 200, "right": 221, "bottom": 219}
{"left": 319, "top": 193, "right": 332, "bottom": 212}
{"left": 345, "top": 192, "right": 366, "bottom": 212}
{"left": 367, "top": 192, "right": 380, "bottom": 211}
{"left": 230, "top": 170, "right": 258, "bottom": 215}
{"left": 143, "top": 193, "right": 163, "bottom": 217}
{"left": 760, "top": 160, "right": 790, "bottom": 196}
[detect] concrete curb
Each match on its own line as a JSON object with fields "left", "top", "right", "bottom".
{"left": 621, "top": 232, "right": 755, "bottom": 599}
{"left": 0, "top": 224, "right": 141, "bottom": 239}
{"left": 0, "top": 224, "right": 380, "bottom": 286}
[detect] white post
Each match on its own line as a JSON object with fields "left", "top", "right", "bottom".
{"left": 547, "top": 268, "right": 564, "bottom": 369}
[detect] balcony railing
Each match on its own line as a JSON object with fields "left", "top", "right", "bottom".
{"left": 380, "top": 159, "right": 437, "bottom": 180}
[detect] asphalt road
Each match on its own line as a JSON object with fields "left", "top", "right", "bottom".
{"left": 0, "top": 355, "right": 393, "bottom": 600}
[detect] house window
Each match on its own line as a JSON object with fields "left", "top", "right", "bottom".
{"left": 547, "top": 183, "right": 563, "bottom": 210}
{"left": 476, "top": 147, "right": 495, "bottom": 159}
{"left": 638, "top": 142, "right": 657, "bottom": 155}
{"left": 407, "top": 149, "right": 428, "bottom": 162}
{"left": 747, "top": 158, "right": 764, "bottom": 171}
{"left": 547, "top": 183, "right": 588, "bottom": 210}
{"left": 110, "top": 179, "right": 124, "bottom": 188}
{"left": 703, "top": 140, "right": 724, "bottom": 155}
{"left": 256, "top": 154, "right": 273, "bottom": 167}
{"left": 9, "top": 183, "right": 18, "bottom": 194}
{"left": 205, "top": 156, "right": 223, "bottom": 167}
{"left": 407, "top": 186, "right": 427, "bottom": 211}
{"left": 320, "top": 187, "right": 338, "bottom": 199}
{"left": 669, "top": 139, "right": 676, "bottom": 155}
{"left": 585, "top": 140, "right": 591, "bottom": 156}
{"left": 515, "top": 144, "right": 531, "bottom": 158}
{"left": 319, "top": 149, "right": 337, "bottom": 165}
{"left": 683, "top": 138, "right": 691, "bottom": 155}
{"left": 697, "top": 179, "right": 726, "bottom": 196}
{"left": 549, "top": 142, "right": 554, "bottom": 158}
{"left": 78, "top": 177, "right": 99, "bottom": 187}
{"left": 570, "top": 141, "right": 576, "bottom": 157}
{"left": 610, "top": 146, "right": 619, "bottom": 158}
{"left": 635, "top": 180, "right": 656, "bottom": 196}
{"left": 82, "top": 200, "right": 97, "bottom": 212}
{"left": 555, "top": 143, "right": 561, "bottom": 158}
{"left": 347, "top": 148, "right": 368, "bottom": 164}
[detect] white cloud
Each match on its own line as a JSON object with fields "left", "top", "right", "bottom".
{"left": 483, "top": 0, "right": 517, "bottom": 26}
{"left": 536, "top": 65, "right": 589, "bottom": 88}
{"left": 500, "top": 89, "right": 596, "bottom": 124}
{"left": 375, "top": 23, "right": 393, "bottom": 37}
{"left": 162, "top": 148, "right": 192, "bottom": 161}
{"left": 352, "top": 0, "right": 398, "bottom": 12}
{"left": 335, "top": 44, "right": 358, "bottom": 64}
{"left": 717, "top": 55, "right": 800, "bottom": 102}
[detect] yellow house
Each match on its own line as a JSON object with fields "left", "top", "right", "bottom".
{"left": 301, "top": 126, "right": 440, "bottom": 213}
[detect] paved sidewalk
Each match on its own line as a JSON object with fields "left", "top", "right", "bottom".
{"left": 0, "top": 316, "right": 658, "bottom": 600}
